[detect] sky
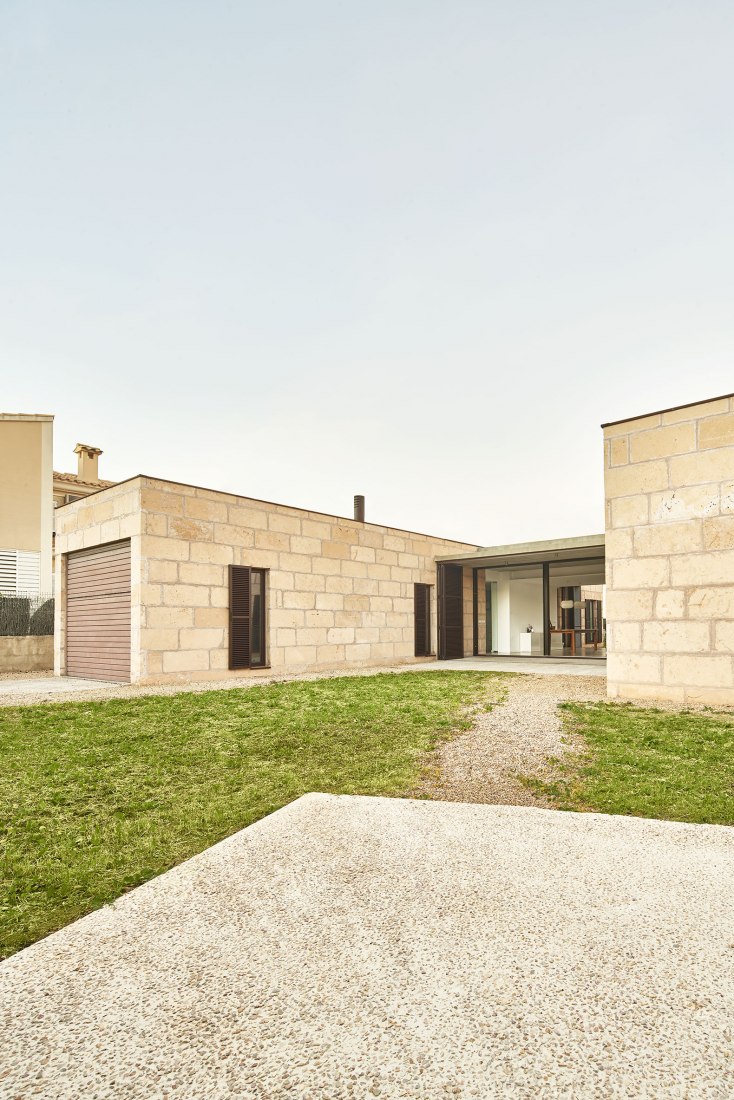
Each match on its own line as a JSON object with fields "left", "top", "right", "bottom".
{"left": 2, "top": 1, "right": 733, "bottom": 547}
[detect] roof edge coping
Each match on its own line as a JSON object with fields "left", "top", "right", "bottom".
{"left": 601, "top": 392, "right": 734, "bottom": 429}
{"left": 56, "top": 473, "right": 481, "bottom": 549}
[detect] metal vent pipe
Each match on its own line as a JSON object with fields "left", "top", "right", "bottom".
{"left": 354, "top": 495, "right": 365, "bottom": 522}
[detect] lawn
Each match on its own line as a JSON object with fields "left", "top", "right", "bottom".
{"left": 530, "top": 701, "right": 734, "bottom": 826}
{"left": 0, "top": 670, "right": 502, "bottom": 959}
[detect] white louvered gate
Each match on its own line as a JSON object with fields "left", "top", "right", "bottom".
{"left": 0, "top": 549, "right": 41, "bottom": 595}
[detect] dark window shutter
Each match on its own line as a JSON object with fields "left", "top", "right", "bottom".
{"left": 414, "top": 583, "right": 431, "bottom": 657}
{"left": 438, "top": 563, "right": 464, "bottom": 660}
{"left": 229, "top": 565, "right": 251, "bottom": 669}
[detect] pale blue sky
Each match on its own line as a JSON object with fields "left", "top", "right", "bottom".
{"left": 2, "top": 1, "right": 733, "bottom": 544}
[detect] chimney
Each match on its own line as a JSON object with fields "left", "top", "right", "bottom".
{"left": 354, "top": 494, "right": 365, "bottom": 523}
{"left": 74, "top": 443, "right": 103, "bottom": 483}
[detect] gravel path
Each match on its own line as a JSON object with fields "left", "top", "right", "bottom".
{"left": 0, "top": 661, "right": 604, "bottom": 708}
{"left": 3, "top": 794, "right": 733, "bottom": 1099}
{"left": 421, "top": 673, "right": 607, "bottom": 807}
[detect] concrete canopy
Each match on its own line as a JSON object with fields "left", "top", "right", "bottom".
{"left": 435, "top": 533, "right": 605, "bottom": 569}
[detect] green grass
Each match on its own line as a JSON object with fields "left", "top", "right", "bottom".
{"left": 528, "top": 701, "right": 734, "bottom": 825}
{"left": 0, "top": 670, "right": 502, "bottom": 959}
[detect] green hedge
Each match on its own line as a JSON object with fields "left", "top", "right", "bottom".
{"left": 0, "top": 594, "right": 54, "bottom": 636}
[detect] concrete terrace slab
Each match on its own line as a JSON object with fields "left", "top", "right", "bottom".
{"left": 427, "top": 656, "right": 606, "bottom": 677}
{"left": 2, "top": 795, "right": 733, "bottom": 1099}
{"left": 0, "top": 675, "right": 116, "bottom": 697}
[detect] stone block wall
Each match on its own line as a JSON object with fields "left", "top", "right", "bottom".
{"left": 58, "top": 477, "right": 478, "bottom": 683}
{"left": 460, "top": 566, "right": 487, "bottom": 656}
{"left": 604, "top": 395, "right": 734, "bottom": 705}
{"left": 476, "top": 569, "right": 488, "bottom": 656}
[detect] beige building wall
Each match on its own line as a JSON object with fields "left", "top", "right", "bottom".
{"left": 604, "top": 394, "right": 734, "bottom": 706}
{"left": 55, "top": 476, "right": 478, "bottom": 683}
{"left": 0, "top": 414, "right": 54, "bottom": 591}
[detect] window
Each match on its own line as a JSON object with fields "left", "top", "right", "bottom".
{"left": 414, "top": 583, "right": 432, "bottom": 657}
{"left": 229, "top": 566, "right": 268, "bottom": 669}
{"left": 250, "top": 570, "right": 265, "bottom": 667}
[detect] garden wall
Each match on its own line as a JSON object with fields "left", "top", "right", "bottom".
{"left": 0, "top": 636, "right": 53, "bottom": 672}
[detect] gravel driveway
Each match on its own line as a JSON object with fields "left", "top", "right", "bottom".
{"left": 2, "top": 794, "right": 733, "bottom": 1099}
{"left": 0, "top": 660, "right": 600, "bottom": 708}
{"left": 420, "top": 673, "right": 606, "bottom": 807}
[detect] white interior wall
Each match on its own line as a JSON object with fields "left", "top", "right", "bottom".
{"left": 485, "top": 569, "right": 510, "bottom": 652}
{"left": 509, "top": 576, "right": 544, "bottom": 651}
{"left": 485, "top": 559, "right": 605, "bottom": 656}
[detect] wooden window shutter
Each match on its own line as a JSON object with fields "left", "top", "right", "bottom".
{"left": 229, "top": 565, "right": 251, "bottom": 669}
{"left": 414, "top": 583, "right": 431, "bottom": 657}
{"left": 438, "top": 563, "right": 463, "bottom": 660}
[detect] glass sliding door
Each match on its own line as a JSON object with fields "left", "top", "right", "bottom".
{"left": 480, "top": 557, "right": 605, "bottom": 658}
{"left": 548, "top": 560, "right": 606, "bottom": 657}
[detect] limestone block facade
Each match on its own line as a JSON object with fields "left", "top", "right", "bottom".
{"left": 604, "top": 395, "right": 734, "bottom": 705}
{"left": 55, "top": 477, "right": 477, "bottom": 684}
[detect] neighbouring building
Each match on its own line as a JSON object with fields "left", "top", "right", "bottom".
{"left": 0, "top": 413, "right": 54, "bottom": 594}
{"left": 53, "top": 393, "right": 734, "bottom": 705}
{"left": 53, "top": 444, "right": 114, "bottom": 511}
{"left": 0, "top": 413, "right": 114, "bottom": 597}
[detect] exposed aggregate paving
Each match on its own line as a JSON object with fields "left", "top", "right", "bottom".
{"left": 2, "top": 794, "right": 733, "bottom": 1099}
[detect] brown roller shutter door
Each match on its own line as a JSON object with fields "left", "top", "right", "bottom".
{"left": 66, "top": 540, "right": 131, "bottom": 682}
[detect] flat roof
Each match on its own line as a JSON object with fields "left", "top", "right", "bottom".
{"left": 601, "top": 392, "right": 733, "bottom": 429}
{"left": 436, "top": 533, "right": 605, "bottom": 568}
{"left": 0, "top": 412, "right": 54, "bottom": 421}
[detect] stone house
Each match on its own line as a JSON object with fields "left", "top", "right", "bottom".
{"left": 54, "top": 480, "right": 477, "bottom": 684}
{"left": 54, "top": 392, "right": 734, "bottom": 705}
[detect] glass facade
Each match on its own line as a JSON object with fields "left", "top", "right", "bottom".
{"left": 479, "top": 557, "right": 605, "bottom": 658}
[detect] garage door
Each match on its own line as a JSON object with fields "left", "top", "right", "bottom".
{"left": 66, "top": 540, "right": 131, "bottom": 682}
